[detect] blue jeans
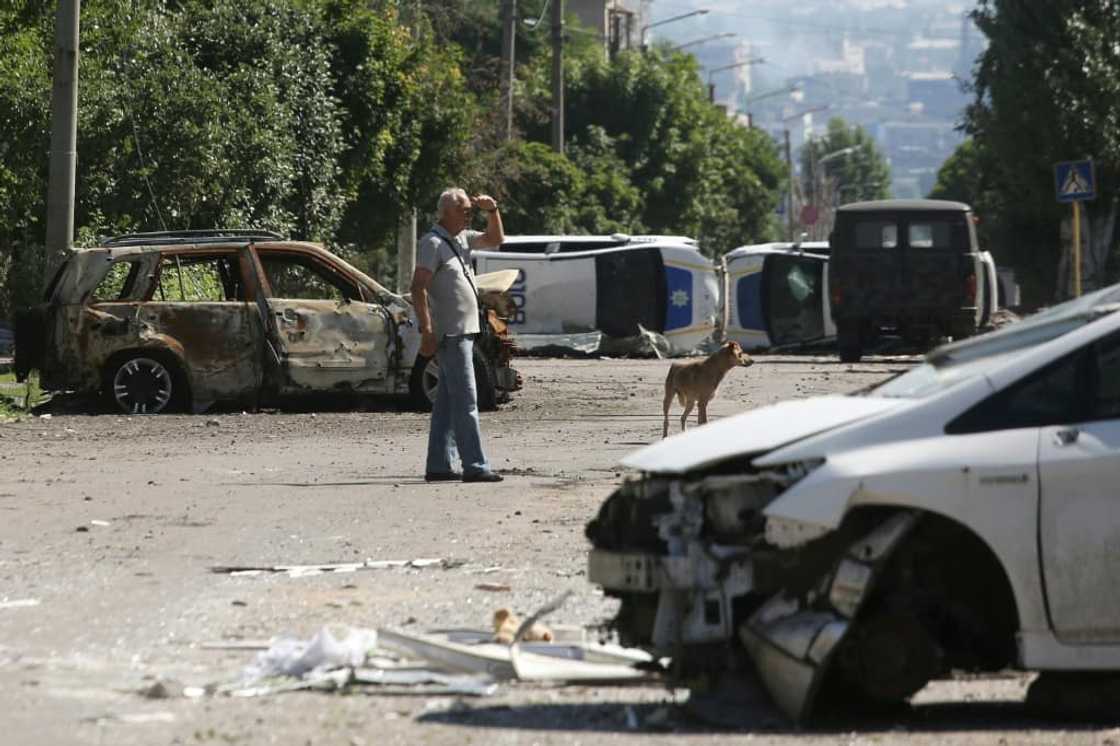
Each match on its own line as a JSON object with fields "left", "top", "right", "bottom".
{"left": 425, "top": 334, "right": 490, "bottom": 476}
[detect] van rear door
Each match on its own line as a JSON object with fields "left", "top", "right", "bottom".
{"left": 902, "top": 212, "right": 975, "bottom": 313}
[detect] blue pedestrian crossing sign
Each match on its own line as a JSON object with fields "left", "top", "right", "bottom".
{"left": 1055, "top": 160, "right": 1096, "bottom": 202}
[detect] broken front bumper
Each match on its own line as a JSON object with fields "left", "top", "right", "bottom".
{"left": 589, "top": 547, "right": 753, "bottom": 647}
{"left": 588, "top": 485, "right": 920, "bottom": 723}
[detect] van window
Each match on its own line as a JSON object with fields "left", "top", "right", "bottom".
{"left": 854, "top": 220, "right": 897, "bottom": 249}
{"left": 91, "top": 260, "right": 141, "bottom": 301}
{"left": 259, "top": 253, "right": 359, "bottom": 301}
{"left": 155, "top": 254, "right": 243, "bottom": 302}
{"left": 909, "top": 221, "right": 953, "bottom": 249}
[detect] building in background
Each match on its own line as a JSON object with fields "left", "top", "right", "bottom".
{"left": 569, "top": 0, "right": 648, "bottom": 55}
{"left": 650, "top": 1, "right": 986, "bottom": 203}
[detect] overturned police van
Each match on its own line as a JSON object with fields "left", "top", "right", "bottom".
{"left": 473, "top": 235, "right": 721, "bottom": 356}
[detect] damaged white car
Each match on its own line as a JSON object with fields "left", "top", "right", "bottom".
{"left": 587, "top": 283, "right": 1120, "bottom": 721}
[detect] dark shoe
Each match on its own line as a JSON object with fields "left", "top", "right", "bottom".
{"left": 462, "top": 471, "right": 504, "bottom": 483}
{"left": 424, "top": 471, "right": 462, "bottom": 482}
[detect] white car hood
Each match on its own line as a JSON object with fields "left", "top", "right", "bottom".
{"left": 622, "top": 395, "right": 903, "bottom": 474}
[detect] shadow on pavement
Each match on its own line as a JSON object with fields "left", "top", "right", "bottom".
{"left": 418, "top": 698, "right": 1117, "bottom": 735}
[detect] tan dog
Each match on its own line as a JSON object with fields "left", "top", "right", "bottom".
{"left": 662, "top": 341, "right": 754, "bottom": 437}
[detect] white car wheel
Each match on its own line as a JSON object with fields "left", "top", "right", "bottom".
{"left": 421, "top": 358, "right": 440, "bottom": 404}
{"left": 111, "top": 356, "right": 174, "bottom": 414}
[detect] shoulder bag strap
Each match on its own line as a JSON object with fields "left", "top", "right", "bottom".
{"left": 438, "top": 235, "right": 480, "bottom": 301}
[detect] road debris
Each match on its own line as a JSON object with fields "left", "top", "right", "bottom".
{"left": 186, "top": 595, "right": 660, "bottom": 701}
{"left": 139, "top": 678, "right": 185, "bottom": 699}
{"left": 210, "top": 558, "right": 447, "bottom": 578}
{"left": 513, "top": 325, "right": 675, "bottom": 359}
{"left": 474, "top": 582, "right": 511, "bottom": 592}
{"left": 0, "top": 598, "right": 40, "bottom": 610}
{"left": 91, "top": 711, "right": 176, "bottom": 725}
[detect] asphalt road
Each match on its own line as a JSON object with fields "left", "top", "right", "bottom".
{"left": 1, "top": 355, "right": 1115, "bottom": 745}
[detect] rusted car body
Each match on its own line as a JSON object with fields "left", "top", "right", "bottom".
{"left": 15, "top": 231, "right": 519, "bottom": 414}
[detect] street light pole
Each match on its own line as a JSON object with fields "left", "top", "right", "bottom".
{"left": 742, "top": 84, "right": 800, "bottom": 110}
{"left": 671, "top": 32, "right": 735, "bottom": 52}
{"left": 500, "top": 0, "right": 517, "bottom": 141}
{"left": 707, "top": 57, "right": 764, "bottom": 103}
{"left": 45, "top": 0, "right": 81, "bottom": 282}
{"left": 780, "top": 105, "right": 829, "bottom": 240}
{"left": 808, "top": 145, "right": 860, "bottom": 239}
{"left": 640, "top": 9, "right": 708, "bottom": 50}
{"left": 550, "top": 0, "right": 563, "bottom": 153}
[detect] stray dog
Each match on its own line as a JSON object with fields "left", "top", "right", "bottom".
{"left": 662, "top": 341, "right": 753, "bottom": 438}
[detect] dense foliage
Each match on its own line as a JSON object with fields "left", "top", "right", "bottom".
{"left": 799, "top": 118, "right": 891, "bottom": 206}
{"left": 0, "top": 1, "right": 786, "bottom": 319}
{"left": 935, "top": 0, "right": 1120, "bottom": 306}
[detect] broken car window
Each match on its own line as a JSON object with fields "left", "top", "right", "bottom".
{"left": 259, "top": 254, "right": 358, "bottom": 302}
{"left": 765, "top": 255, "right": 825, "bottom": 345}
{"left": 91, "top": 259, "right": 140, "bottom": 302}
{"left": 155, "top": 254, "right": 243, "bottom": 302}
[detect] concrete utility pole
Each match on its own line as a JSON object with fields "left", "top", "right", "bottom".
{"left": 550, "top": 0, "right": 564, "bottom": 154}
{"left": 500, "top": 0, "right": 517, "bottom": 141}
{"left": 784, "top": 129, "right": 794, "bottom": 241}
{"left": 45, "top": 0, "right": 81, "bottom": 283}
{"left": 397, "top": 209, "right": 417, "bottom": 294}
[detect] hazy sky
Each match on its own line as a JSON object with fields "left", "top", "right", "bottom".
{"left": 649, "top": 0, "right": 979, "bottom": 84}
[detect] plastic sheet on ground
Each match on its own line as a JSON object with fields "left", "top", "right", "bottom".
{"left": 242, "top": 626, "right": 379, "bottom": 680}
{"left": 201, "top": 615, "right": 659, "bottom": 699}
{"left": 209, "top": 558, "right": 447, "bottom": 578}
{"left": 513, "top": 325, "right": 680, "bottom": 358}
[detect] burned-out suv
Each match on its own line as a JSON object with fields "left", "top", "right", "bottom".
{"left": 829, "top": 200, "right": 986, "bottom": 362}
{"left": 14, "top": 230, "right": 519, "bottom": 414}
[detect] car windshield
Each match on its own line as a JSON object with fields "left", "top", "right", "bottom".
{"left": 869, "top": 351, "right": 1020, "bottom": 399}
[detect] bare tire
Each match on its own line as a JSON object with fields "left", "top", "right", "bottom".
{"left": 408, "top": 351, "right": 498, "bottom": 413}
{"left": 408, "top": 355, "right": 440, "bottom": 412}
{"left": 473, "top": 351, "right": 498, "bottom": 412}
{"left": 106, "top": 353, "right": 185, "bottom": 414}
{"left": 837, "top": 322, "right": 863, "bottom": 363}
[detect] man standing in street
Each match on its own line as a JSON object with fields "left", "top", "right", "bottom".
{"left": 411, "top": 187, "right": 505, "bottom": 483}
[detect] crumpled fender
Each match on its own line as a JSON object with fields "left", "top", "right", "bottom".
{"left": 739, "top": 511, "right": 919, "bottom": 723}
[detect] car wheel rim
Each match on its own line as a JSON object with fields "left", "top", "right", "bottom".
{"left": 422, "top": 359, "right": 440, "bottom": 404}
{"left": 113, "top": 357, "right": 173, "bottom": 414}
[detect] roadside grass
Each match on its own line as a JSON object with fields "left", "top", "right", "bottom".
{"left": 0, "top": 371, "right": 47, "bottom": 418}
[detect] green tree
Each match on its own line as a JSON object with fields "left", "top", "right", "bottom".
{"left": 0, "top": 2, "right": 55, "bottom": 314}
{"left": 929, "top": 138, "right": 1008, "bottom": 267}
{"left": 799, "top": 117, "right": 891, "bottom": 207}
{"left": 314, "top": 0, "right": 477, "bottom": 284}
{"left": 0, "top": 0, "right": 478, "bottom": 311}
{"left": 516, "top": 46, "right": 784, "bottom": 255}
{"left": 493, "top": 130, "right": 645, "bottom": 236}
{"left": 966, "top": 0, "right": 1120, "bottom": 304}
